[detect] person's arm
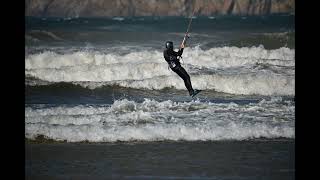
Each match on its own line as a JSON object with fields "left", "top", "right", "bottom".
{"left": 163, "top": 50, "right": 169, "bottom": 62}
{"left": 176, "top": 48, "right": 184, "bottom": 56}
{"left": 176, "top": 41, "right": 185, "bottom": 56}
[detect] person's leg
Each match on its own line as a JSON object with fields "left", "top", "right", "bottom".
{"left": 172, "top": 66, "right": 194, "bottom": 95}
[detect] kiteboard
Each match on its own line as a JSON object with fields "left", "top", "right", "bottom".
{"left": 192, "top": 89, "right": 202, "bottom": 98}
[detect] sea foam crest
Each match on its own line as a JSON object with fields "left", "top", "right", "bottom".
{"left": 25, "top": 98, "right": 295, "bottom": 142}
{"left": 25, "top": 46, "right": 294, "bottom": 69}
{"left": 25, "top": 46, "right": 295, "bottom": 95}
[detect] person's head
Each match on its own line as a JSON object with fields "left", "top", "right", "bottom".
{"left": 165, "top": 41, "right": 173, "bottom": 51}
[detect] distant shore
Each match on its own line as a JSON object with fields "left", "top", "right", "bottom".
{"left": 26, "top": 0, "right": 295, "bottom": 17}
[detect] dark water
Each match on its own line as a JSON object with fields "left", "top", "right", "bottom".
{"left": 26, "top": 140, "right": 294, "bottom": 180}
{"left": 26, "top": 15, "right": 294, "bottom": 51}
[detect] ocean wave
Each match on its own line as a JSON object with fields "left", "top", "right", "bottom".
{"left": 25, "top": 98, "right": 295, "bottom": 142}
{"left": 25, "top": 46, "right": 295, "bottom": 95}
{"left": 26, "top": 30, "right": 64, "bottom": 41}
{"left": 112, "top": 17, "right": 125, "bottom": 21}
{"left": 25, "top": 46, "right": 294, "bottom": 69}
{"left": 228, "top": 31, "right": 295, "bottom": 49}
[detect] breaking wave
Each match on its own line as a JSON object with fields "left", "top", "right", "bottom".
{"left": 25, "top": 97, "right": 295, "bottom": 142}
{"left": 25, "top": 46, "right": 295, "bottom": 95}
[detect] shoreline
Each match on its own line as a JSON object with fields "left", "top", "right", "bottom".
{"left": 26, "top": 0, "right": 295, "bottom": 17}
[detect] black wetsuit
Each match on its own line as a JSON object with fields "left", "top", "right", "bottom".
{"left": 163, "top": 48, "right": 194, "bottom": 95}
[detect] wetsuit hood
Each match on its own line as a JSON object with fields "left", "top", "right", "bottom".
{"left": 165, "top": 41, "right": 173, "bottom": 51}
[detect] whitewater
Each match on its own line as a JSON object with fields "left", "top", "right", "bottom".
{"left": 25, "top": 45, "right": 294, "bottom": 96}
{"left": 25, "top": 97, "right": 294, "bottom": 142}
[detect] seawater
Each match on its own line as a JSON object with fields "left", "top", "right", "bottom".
{"left": 25, "top": 15, "right": 295, "bottom": 142}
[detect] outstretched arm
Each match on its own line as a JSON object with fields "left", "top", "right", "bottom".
{"left": 176, "top": 48, "right": 184, "bottom": 56}
{"left": 176, "top": 40, "right": 186, "bottom": 56}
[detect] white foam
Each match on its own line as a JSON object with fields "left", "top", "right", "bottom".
{"left": 182, "top": 46, "right": 294, "bottom": 68}
{"left": 25, "top": 46, "right": 295, "bottom": 95}
{"left": 82, "top": 73, "right": 292, "bottom": 96}
{"left": 25, "top": 46, "right": 294, "bottom": 69}
{"left": 112, "top": 17, "right": 125, "bottom": 21}
{"left": 25, "top": 98, "right": 295, "bottom": 142}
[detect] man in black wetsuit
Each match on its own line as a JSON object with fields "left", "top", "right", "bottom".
{"left": 163, "top": 41, "right": 198, "bottom": 96}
